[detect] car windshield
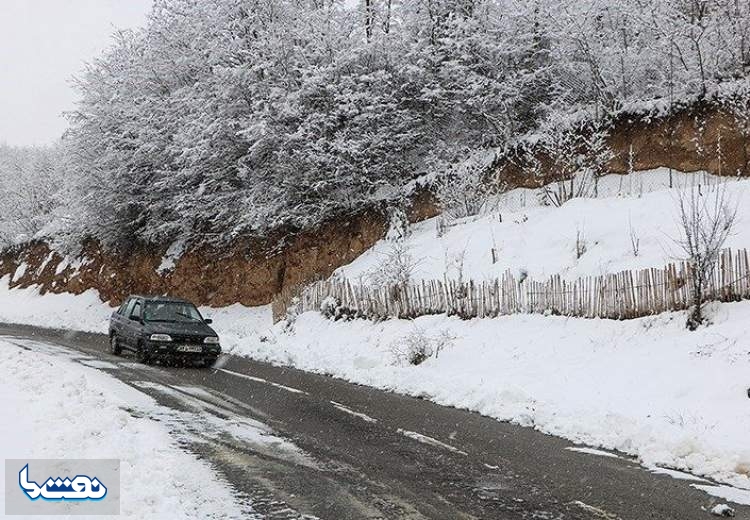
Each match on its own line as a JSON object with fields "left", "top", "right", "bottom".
{"left": 144, "top": 301, "right": 203, "bottom": 323}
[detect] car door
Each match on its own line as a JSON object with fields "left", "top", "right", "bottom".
{"left": 123, "top": 299, "right": 144, "bottom": 349}
{"left": 110, "top": 298, "right": 130, "bottom": 338}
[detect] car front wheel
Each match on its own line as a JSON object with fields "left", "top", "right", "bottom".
{"left": 136, "top": 342, "right": 153, "bottom": 365}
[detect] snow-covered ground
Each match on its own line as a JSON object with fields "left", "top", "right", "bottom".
{"left": 0, "top": 338, "right": 251, "bottom": 518}
{"left": 0, "top": 278, "right": 111, "bottom": 332}
{"left": 339, "top": 168, "right": 748, "bottom": 283}
{"left": 2, "top": 168, "right": 750, "bottom": 505}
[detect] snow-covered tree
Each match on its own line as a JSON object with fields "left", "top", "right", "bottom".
{"left": 44, "top": 0, "right": 750, "bottom": 249}
{"left": 0, "top": 144, "right": 66, "bottom": 246}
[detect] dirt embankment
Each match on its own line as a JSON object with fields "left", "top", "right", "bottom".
{"left": 1, "top": 103, "right": 747, "bottom": 309}
{"left": 0, "top": 209, "right": 390, "bottom": 308}
{"left": 495, "top": 104, "right": 749, "bottom": 187}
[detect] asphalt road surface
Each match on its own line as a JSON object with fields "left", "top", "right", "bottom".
{"left": 1, "top": 322, "right": 747, "bottom": 520}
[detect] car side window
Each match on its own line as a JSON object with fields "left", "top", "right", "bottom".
{"left": 123, "top": 298, "right": 136, "bottom": 317}
{"left": 131, "top": 301, "right": 143, "bottom": 320}
{"left": 117, "top": 298, "right": 130, "bottom": 315}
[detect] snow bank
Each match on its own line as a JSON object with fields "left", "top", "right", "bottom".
{"left": 338, "top": 168, "right": 748, "bottom": 284}
{"left": 0, "top": 339, "right": 248, "bottom": 518}
{"left": 245, "top": 302, "right": 750, "bottom": 492}
{"left": 201, "top": 303, "right": 273, "bottom": 357}
{"left": 0, "top": 275, "right": 112, "bottom": 333}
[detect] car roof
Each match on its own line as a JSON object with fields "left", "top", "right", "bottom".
{"left": 128, "top": 295, "right": 193, "bottom": 304}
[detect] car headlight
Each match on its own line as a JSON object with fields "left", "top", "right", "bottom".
{"left": 204, "top": 336, "right": 220, "bottom": 345}
{"left": 150, "top": 334, "right": 173, "bottom": 342}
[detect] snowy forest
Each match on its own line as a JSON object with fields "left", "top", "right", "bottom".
{"left": 4, "top": 0, "right": 750, "bottom": 249}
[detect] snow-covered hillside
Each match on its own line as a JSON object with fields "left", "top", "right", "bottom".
{"left": 339, "top": 169, "right": 748, "bottom": 284}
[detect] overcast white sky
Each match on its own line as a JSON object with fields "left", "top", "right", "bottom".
{"left": 0, "top": 0, "right": 152, "bottom": 146}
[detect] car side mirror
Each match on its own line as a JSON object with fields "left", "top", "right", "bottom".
{"left": 204, "top": 318, "right": 213, "bottom": 325}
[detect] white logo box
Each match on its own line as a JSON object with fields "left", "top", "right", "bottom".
{"left": 5, "top": 459, "right": 120, "bottom": 516}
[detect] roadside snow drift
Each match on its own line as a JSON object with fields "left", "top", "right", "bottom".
{"left": 0, "top": 277, "right": 111, "bottom": 332}
{"left": 0, "top": 340, "right": 248, "bottom": 518}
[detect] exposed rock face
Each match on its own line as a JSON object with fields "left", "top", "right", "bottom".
{"left": 2, "top": 104, "right": 747, "bottom": 308}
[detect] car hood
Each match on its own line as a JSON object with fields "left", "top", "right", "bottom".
{"left": 144, "top": 321, "right": 217, "bottom": 337}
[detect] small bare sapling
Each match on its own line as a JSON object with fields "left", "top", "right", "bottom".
{"left": 628, "top": 217, "right": 640, "bottom": 257}
{"left": 575, "top": 226, "right": 587, "bottom": 259}
{"left": 674, "top": 183, "right": 738, "bottom": 330}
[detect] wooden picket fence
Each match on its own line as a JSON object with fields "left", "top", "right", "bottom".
{"left": 274, "top": 249, "right": 750, "bottom": 322}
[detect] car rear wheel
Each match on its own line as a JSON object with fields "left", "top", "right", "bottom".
{"left": 203, "top": 357, "right": 218, "bottom": 368}
{"left": 110, "top": 335, "right": 122, "bottom": 356}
